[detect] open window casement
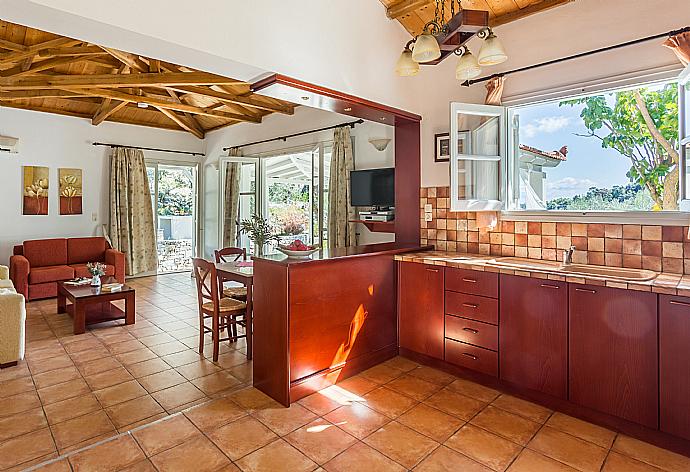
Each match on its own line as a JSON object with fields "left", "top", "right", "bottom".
{"left": 680, "top": 64, "right": 690, "bottom": 211}
{"left": 449, "top": 103, "right": 507, "bottom": 212}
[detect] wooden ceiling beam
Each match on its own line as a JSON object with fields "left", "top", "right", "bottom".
{"left": 38, "top": 45, "right": 108, "bottom": 57}
{"left": 99, "top": 47, "right": 149, "bottom": 72}
{"left": 0, "top": 89, "right": 89, "bottom": 100}
{"left": 387, "top": 0, "right": 431, "bottom": 19}
{"left": 490, "top": 0, "right": 574, "bottom": 27}
{"left": 0, "top": 38, "right": 81, "bottom": 66}
{"left": 0, "top": 71, "right": 242, "bottom": 89}
{"left": 0, "top": 38, "right": 28, "bottom": 52}
{"left": 60, "top": 86, "right": 262, "bottom": 123}
{"left": 169, "top": 85, "right": 295, "bottom": 115}
{"left": 0, "top": 56, "right": 85, "bottom": 78}
{"left": 154, "top": 106, "right": 205, "bottom": 139}
{"left": 92, "top": 98, "right": 128, "bottom": 125}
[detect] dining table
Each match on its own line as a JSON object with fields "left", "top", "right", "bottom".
{"left": 214, "top": 260, "right": 254, "bottom": 327}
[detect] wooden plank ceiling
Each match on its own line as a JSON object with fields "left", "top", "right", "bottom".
{"left": 381, "top": 0, "right": 573, "bottom": 36}
{"left": 0, "top": 20, "right": 296, "bottom": 139}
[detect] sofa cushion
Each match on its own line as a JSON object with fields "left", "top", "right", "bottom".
{"left": 23, "top": 239, "right": 68, "bottom": 268}
{"left": 28, "top": 282, "right": 57, "bottom": 300}
{"left": 0, "top": 279, "right": 15, "bottom": 291}
{"left": 67, "top": 237, "right": 108, "bottom": 265}
{"left": 29, "top": 265, "right": 74, "bottom": 285}
{"left": 70, "top": 264, "right": 115, "bottom": 279}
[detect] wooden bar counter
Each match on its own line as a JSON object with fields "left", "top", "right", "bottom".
{"left": 252, "top": 243, "right": 428, "bottom": 406}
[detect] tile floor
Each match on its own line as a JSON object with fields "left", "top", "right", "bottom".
{"left": 2, "top": 273, "right": 690, "bottom": 471}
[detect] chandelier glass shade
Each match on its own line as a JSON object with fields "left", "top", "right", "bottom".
{"left": 456, "top": 49, "right": 482, "bottom": 81}
{"left": 411, "top": 34, "right": 441, "bottom": 63}
{"left": 478, "top": 32, "right": 508, "bottom": 66}
{"left": 395, "top": 48, "right": 420, "bottom": 76}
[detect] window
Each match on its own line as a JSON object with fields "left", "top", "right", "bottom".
{"left": 450, "top": 66, "right": 690, "bottom": 220}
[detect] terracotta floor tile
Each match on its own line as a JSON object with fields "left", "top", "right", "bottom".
{"left": 236, "top": 438, "right": 318, "bottom": 472}
{"left": 84, "top": 366, "right": 134, "bottom": 390}
{"left": 161, "top": 349, "right": 205, "bottom": 368}
{"left": 447, "top": 378, "right": 502, "bottom": 403}
{"left": 108, "top": 339, "right": 146, "bottom": 355}
{"left": 132, "top": 414, "right": 201, "bottom": 456}
{"left": 138, "top": 369, "right": 186, "bottom": 393}
{"left": 252, "top": 403, "right": 318, "bottom": 436}
{"left": 150, "top": 435, "right": 231, "bottom": 472}
{"left": 359, "top": 363, "right": 405, "bottom": 384}
{"left": 119, "top": 412, "right": 169, "bottom": 433}
{"left": 528, "top": 426, "right": 608, "bottom": 472}
{"left": 116, "top": 348, "right": 159, "bottom": 366}
{"left": 407, "top": 365, "right": 457, "bottom": 386}
{"left": 298, "top": 390, "right": 355, "bottom": 416}
{"left": 184, "top": 397, "right": 247, "bottom": 432}
{"left": 423, "top": 388, "right": 486, "bottom": 420}
{"left": 44, "top": 393, "right": 102, "bottom": 425}
{"left": 334, "top": 375, "right": 379, "bottom": 396}
{"left": 445, "top": 424, "right": 522, "bottom": 472}
{"left": 0, "top": 375, "right": 35, "bottom": 398}
{"left": 118, "top": 459, "right": 159, "bottom": 472}
{"left": 324, "top": 403, "right": 391, "bottom": 440}
{"left": 1, "top": 391, "right": 41, "bottom": 418}
{"left": 364, "top": 421, "right": 439, "bottom": 469}
{"left": 216, "top": 350, "right": 251, "bottom": 369}
{"left": 175, "top": 359, "right": 222, "bottom": 380}
{"left": 415, "top": 445, "right": 493, "bottom": 472}
{"left": 381, "top": 356, "right": 420, "bottom": 372}
{"left": 0, "top": 428, "right": 56, "bottom": 470}
{"left": 546, "top": 412, "right": 616, "bottom": 449}
{"left": 602, "top": 451, "right": 665, "bottom": 472}
{"left": 33, "top": 458, "right": 72, "bottom": 472}
{"left": 37, "top": 378, "right": 90, "bottom": 405}
{"left": 323, "top": 442, "right": 405, "bottom": 472}
{"left": 362, "top": 386, "right": 418, "bottom": 418}
{"left": 508, "top": 449, "right": 579, "bottom": 471}
{"left": 470, "top": 406, "right": 541, "bottom": 445}
{"left": 191, "top": 370, "right": 242, "bottom": 395}
{"left": 397, "top": 403, "right": 464, "bottom": 442}
{"left": 32, "top": 366, "right": 81, "bottom": 390}
{"left": 105, "top": 394, "right": 165, "bottom": 429}
{"left": 147, "top": 341, "right": 189, "bottom": 357}
{"left": 492, "top": 394, "right": 552, "bottom": 423}
{"left": 0, "top": 407, "right": 47, "bottom": 442}
{"left": 229, "top": 387, "right": 279, "bottom": 410}
{"left": 207, "top": 415, "right": 278, "bottom": 460}
{"left": 50, "top": 410, "right": 116, "bottom": 451}
{"left": 285, "top": 418, "right": 358, "bottom": 465}
{"left": 69, "top": 346, "right": 113, "bottom": 363}
{"left": 28, "top": 355, "right": 74, "bottom": 374}
{"left": 138, "top": 332, "right": 177, "bottom": 347}
{"left": 75, "top": 356, "right": 122, "bottom": 376}
{"left": 0, "top": 362, "right": 31, "bottom": 383}
{"left": 385, "top": 374, "right": 442, "bottom": 401}
{"left": 612, "top": 435, "right": 690, "bottom": 472}
{"left": 93, "top": 380, "right": 148, "bottom": 407}
{"left": 126, "top": 358, "right": 171, "bottom": 378}
{"left": 227, "top": 363, "right": 253, "bottom": 383}
{"left": 68, "top": 435, "right": 146, "bottom": 472}
{"left": 151, "top": 381, "right": 206, "bottom": 411}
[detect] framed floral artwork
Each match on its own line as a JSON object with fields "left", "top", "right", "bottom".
{"left": 59, "top": 168, "right": 83, "bottom": 215}
{"left": 23, "top": 166, "right": 49, "bottom": 215}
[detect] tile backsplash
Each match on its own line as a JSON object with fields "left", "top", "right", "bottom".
{"left": 420, "top": 186, "right": 690, "bottom": 274}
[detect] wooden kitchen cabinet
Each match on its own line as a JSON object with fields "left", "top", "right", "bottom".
{"left": 499, "top": 275, "right": 568, "bottom": 399}
{"left": 398, "top": 261, "right": 444, "bottom": 359}
{"left": 569, "top": 284, "right": 658, "bottom": 428}
{"left": 660, "top": 294, "right": 690, "bottom": 440}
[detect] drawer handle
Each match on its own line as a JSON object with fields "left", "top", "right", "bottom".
{"left": 462, "top": 303, "right": 478, "bottom": 308}
{"left": 541, "top": 284, "right": 560, "bottom": 289}
{"left": 462, "top": 278, "right": 477, "bottom": 283}
{"left": 575, "top": 288, "right": 597, "bottom": 294}
{"left": 670, "top": 300, "right": 690, "bottom": 307}
{"left": 462, "top": 352, "right": 478, "bottom": 360}
{"left": 462, "top": 327, "right": 479, "bottom": 334}
{"left": 426, "top": 268, "right": 439, "bottom": 273}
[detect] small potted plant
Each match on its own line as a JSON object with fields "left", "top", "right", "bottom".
{"left": 86, "top": 262, "right": 107, "bottom": 287}
{"left": 239, "top": 215, "right": 280, "bottom": 257}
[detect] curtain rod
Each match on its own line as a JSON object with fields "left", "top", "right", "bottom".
{"left": 223, "top": 119, "right": 364, "bottom": 151}
{"left": 463, "top": 26, "right": 690, "bottom": 86}
{"left": 92, "top": 142, "right": 205, "bottom": 157}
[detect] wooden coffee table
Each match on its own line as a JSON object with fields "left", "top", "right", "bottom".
{"left": 57, "top": 277, "right": 135, "bottom": 334}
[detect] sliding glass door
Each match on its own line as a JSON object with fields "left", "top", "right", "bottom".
{"left": 147, "top": 161, "right": 199, "bottom": 273}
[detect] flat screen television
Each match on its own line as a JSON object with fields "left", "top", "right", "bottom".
{"left": 350, "top": 168, "right": 395, "bottom": 208}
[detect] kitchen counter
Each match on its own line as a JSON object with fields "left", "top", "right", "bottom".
{"left": 254, "top": 242, "right": 432, "bottom": 265}
{"left": 395, "top": 250, "right": 690, "bottom": 296}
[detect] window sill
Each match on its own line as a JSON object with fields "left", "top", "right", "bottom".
{"left": 501, "top": 210, "right": 690, "bottom": 226}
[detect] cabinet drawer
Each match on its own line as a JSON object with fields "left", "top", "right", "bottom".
{"left": 445, "top": 267, "right": 498, "bottom": 298}
{"left": 445, "top": 338, "right": 498, "bottom": 377}
{"left": 445, "top": 291, "right": 498, "bottom": 325}
{"left": 445, "top": 315, "right": 498, "bottom": 351}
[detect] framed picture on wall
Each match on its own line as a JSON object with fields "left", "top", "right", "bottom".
{"left": 435, "top": 131, "right": 470, "bottom": 162}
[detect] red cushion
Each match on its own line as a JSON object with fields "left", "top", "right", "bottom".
{"left": 29, "top": 265, "right": 74, "bottom": 284}
{"left": 67, "top": 237, "right": 107, "bottom": 264}
{"left": 70, "top": 264, "right": 115, "bottom": 279}
{"left": 23, "top": 239, "right": 68, "bottom": 268}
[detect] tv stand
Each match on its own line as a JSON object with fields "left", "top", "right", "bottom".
{"left": 349, "top": 219, "right": 395, "bottom": 233}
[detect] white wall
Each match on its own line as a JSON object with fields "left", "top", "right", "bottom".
{"left": 202, "top": 106, "right": 395, "bottom": 256}
{"left": 0, "top": 107, "right": 203, "bottom": 265}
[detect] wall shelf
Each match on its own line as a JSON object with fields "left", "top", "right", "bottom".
{"left": 350, "top": 219, "right": 395, "bottom": 233}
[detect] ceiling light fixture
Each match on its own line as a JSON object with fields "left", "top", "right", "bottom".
{"left": 394, "top": 1, "right": 507, "bottom": 82}
{"left": 369, "top": 138, "right": 392, "bottom": 151}
{"left": 137, "top": 102, "right": 149, "bottom": 109}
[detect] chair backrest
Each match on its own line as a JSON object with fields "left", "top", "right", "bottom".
{"left": 192, "top": 258, "right": 219, "bottom": 314}
{"left": 214, "top": 247, "right": 247, "bottom": 263}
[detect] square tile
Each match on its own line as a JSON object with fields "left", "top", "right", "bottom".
{"left": 385, "top": 374, "right": 441, "bottom": 401}
{"left": 423, "top": 388, "right": 485, "bottom": 420}
{"left": 470, "top": 406, "right": 541, "bottom": 445}
{"left": 68, "top": 435, "right": 146, "bottom": 472}
{"left": 84, "top": 366, "right": 134, "bottom": 390}
{"left": 445, "top": 424, "right": 522, "bottom": 472}
{"left": 94, "top": 380, "right": 148, "bottom": 408}
{"left": 191, "top": 370, "right": 242, "bottom": 395}
{"left": 37, "top": 378, "right": 90, "bottom": 405}
{"left": 151, "top": 382, "right": 206, "bottom": 411}
{"left": 407, "top": 365, "right": 457, "bottom": 386}
{"left": 491, "top": 394, "right": 551, "bottom": 423}
{"left": 359, "top": 364, "right": 405, "bottom": 384}
{"left": 447, "top": 379, "right": 500, "bottom": 403}
{"left": 150, "top": 435, "right": 231, "bottom": 472}
{"left": 364, "top": 421, "right": 439, "bottom": 469}
{"left": 44, "top": 393, "right": 102, "bottom": 425}
{"left": 0, "top": 428, "right": 56, "bottom": 470}
{"left": 612, "top": 435, "right": 690, "bottom": 472}
{"left": 362, "top": 387, "right": 418, "bottom": 418}
{"left": 175, "top": 360, "right": 222, "bottom": 380}
{"left": 397, "top": 403, "right": 464, "bottom": 442}
{"left": 138, "top": 369, "right": 186, "bottom": 393}
{"left": 184, "top": 397, "right": 247, "bottom": 431}
{"left": 545, "top": 412, "right": 616, "bottom": 449}
{"left": 208, "top": 416, "right": 278, "bottom": 461}
{"left": 132, "top": 414, "right": 201, "bottom": 456}
{"left": 51, "top": 410, "right": 116, "bottom": 451}
{"left": 126, "top": 358, "right": 171, "bottom": 378}
{"left": 601, "top": 452, "right": 663, "bottom": 472}
{"left": 324, "top": 403, "right": 391, "bottom": 440}
{"left": 106, "top": 394, "right": 165, "bottom": 429}
{"left": 0, "top": 408, "right": 47, "bottom": 442}
{"left": 235, "top": 438, "right": 317, "bottom": 472}
{"left": 285, "top": 418, "right": 358, "bottom": 465}
{"left": 528, "top": 426, "right": 607, "bottom": 472}
{"left": 252, "top": 403, "right": 318, "bottom": 436}
{"left": 508, "top": 449, "right": 578, "bottom": 471}
{"left": 323, "top": 442, "right": 405, "bottom": 472}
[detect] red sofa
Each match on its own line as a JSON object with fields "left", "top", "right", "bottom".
{"left": 10, "top": 237, "right": 125, "bottom": 300}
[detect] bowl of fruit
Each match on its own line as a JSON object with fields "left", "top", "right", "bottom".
{"left": 277, "top": 240, "right": 320, "bottom": 259}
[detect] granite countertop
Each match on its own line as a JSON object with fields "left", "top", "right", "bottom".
{"left": 254, "top": 243, "right": 432, "bottom": 266}
{"left": 395, "top": 250, "right": 690, "bottom": 297}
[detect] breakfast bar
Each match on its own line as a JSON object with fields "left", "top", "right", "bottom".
{"left": 251, "top": 242, "right": 428, "bottom": 406}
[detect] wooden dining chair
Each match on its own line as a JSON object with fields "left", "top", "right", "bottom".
{"left": 214, "top": 247, "right": 248, "bottom": 301}
{"left": 192, "top": 258, "right": 251, "bottom": 362}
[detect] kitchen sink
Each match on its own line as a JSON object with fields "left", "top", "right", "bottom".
{"left": 560, "top": 264, "right": 656, "bottom": 281}
{"left": 490, "top": 257, "right": 563, "bottom": 271}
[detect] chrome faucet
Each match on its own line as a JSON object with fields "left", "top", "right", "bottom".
{"left": 563, "top": 245, "right": 576, "bottom": 266}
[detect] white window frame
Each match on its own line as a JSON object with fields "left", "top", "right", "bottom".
{"left": 499, "top": 69, "right": 690, "bottom": 225}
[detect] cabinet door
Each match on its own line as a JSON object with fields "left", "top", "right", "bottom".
{"left": 569, "top": 285, "right": 658, "bottom": 428}
{"left": 660, "top": 295, "right": 690, "bottom": 440}
{"left": 499, "top": 275, "right": 567, "bottom": 398}
{"left": 398, "top": 262, "right": 444, "bottom": 359}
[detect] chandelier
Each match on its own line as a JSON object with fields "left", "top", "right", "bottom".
{"left": 395, "top": 0, "right": 508, "bottom": 80}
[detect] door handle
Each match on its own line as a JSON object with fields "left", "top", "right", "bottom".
{"left": 462, "top": 352, "right": 478, "bottom": 360}
{"left": 462, "top": 303, "right": 478, "bottom": 308}
{"left": 670, "top": 300, "right": 690, "bottom": 307}
{"left": 575, "top": 287, "right": 597, "bottom": 294}
{"left": 462, "top": 278, "right": 477, "bottom": 283}
{"left": 540, "top": 284, "right": 560, "bottom": 289}
{"left": 462, "top": 327, "right": 479, "bottom": 334}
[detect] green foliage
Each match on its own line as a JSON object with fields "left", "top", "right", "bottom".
{"left": 239, "top": 214, "right": 280, "bottom": 248}
{"left": 560, "top": 83, "right": 678, "bottom": 209}
{"left": 268, "top": 183, "right": 309, "bottom": 205}
{"left": 547, "top": 184, "right": 653, "bottom": 211}
{"left": 156, "top": 169, "right": 193, "bottom": 216}
{"left": 271, "top": 205, "right": 308, "bottom": 236}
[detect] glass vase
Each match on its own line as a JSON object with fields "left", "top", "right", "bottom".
{"left": 91, "top": 275, "right": 101, "bottom": 287}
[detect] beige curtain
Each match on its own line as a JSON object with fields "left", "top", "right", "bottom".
{"left": 222, "top": 148, "right": 242, "bottom": 247}
{"left": 485, "top": 76, "right": 506, "bottom": 105}
{"left": 664, "top": 31, "right": 690, "bottom": 66}
{"left": 109, "top": 147, "right": 157, "bottom": 276}
{"left": 328, "top": 127, "right": 356, "bottom": 248}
